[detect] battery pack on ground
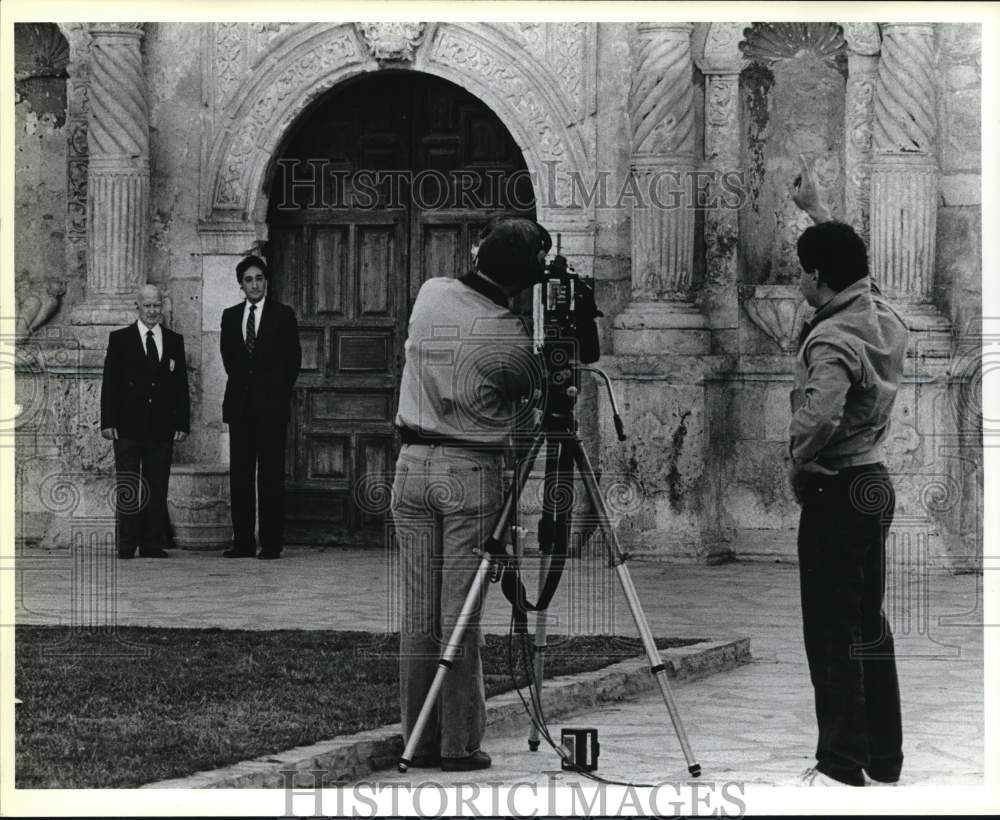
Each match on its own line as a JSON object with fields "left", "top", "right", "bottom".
{"left": 561, "top": 727, "right": 600, "bottom": 772}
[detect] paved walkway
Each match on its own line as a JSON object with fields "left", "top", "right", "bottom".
{"left": 13, "top": 544, "right": 986, "bottom": 788}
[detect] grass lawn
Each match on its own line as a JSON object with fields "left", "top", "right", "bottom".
{"left": 15, "top": 626, "right": 701, "bottom": 789}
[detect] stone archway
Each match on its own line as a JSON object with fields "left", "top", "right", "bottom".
{"left": 201, "top": 22, "right": 596, "bottom": 269}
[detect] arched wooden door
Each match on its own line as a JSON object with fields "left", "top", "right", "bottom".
{"left": 267, "top": 71, "right": 534, "bottom": 544}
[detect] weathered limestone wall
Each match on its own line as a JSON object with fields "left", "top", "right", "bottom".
{"left": 931, "top": 24, "right": 982, "bottom": 570}
{"left": 145, "top": 23, "right": 216, "bottom": 464}
{"left": 13, "top": 24, "right": 72, "bottom": 330}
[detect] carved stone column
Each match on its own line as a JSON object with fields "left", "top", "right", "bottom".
{"left": 843, "top": 23, "right": 880, "bottom": 247}
{"left": 870, "top": 23, "right": 947, "bottom": 333}
{"left": 70, "top": 23, "right": 150, "bottom": 328}
{"left": 614, "top": 23, "right": 708, "bottom": 355}
{"left": 696, "top": 23, "right": 747, "bottom": 344}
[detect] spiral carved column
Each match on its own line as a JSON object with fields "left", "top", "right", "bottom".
{"left": 869, "top": 23, "right": 945, "bottom": 334}
{"left": 70, "top": 23, "right": 150, "bottom": 328}
{"left": 615, "top": 23, "right": 708, "bottom": 355}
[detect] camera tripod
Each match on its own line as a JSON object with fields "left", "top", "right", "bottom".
{"left": 397, "top": 347, "right": 701, "bottom": 778}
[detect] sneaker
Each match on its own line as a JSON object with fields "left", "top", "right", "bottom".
{"left": 864, "top": 772, "right": 900, "bottom": 787}
{"left": 799, "top": 767, "right": 857, "bottom": 786}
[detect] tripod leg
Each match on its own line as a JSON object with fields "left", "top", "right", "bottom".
{"left": 571, "top": 438, "right": 702, "bottom": 777}
{"left": 399, "top": 552, "right": 494, "bottom": 772}
{"left": 527, "top": 552, "right": 551, "bottom": 751}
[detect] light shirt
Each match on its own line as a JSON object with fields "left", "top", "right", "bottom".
{"left": 789, "top": 276, "right": 909, "bottom": 470}
{"left": 395, "top": 277, "right": 535, "bottom": 446}
{"left": 241, "top": 295, "right": 265, "bottom": 342}
{"left": 136, "top": 319, "right": 163, "bottom": 361}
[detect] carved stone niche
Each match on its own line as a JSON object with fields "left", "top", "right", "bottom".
{"left": 355, "top": 22, "right": 426, "bottom": 63}
{"left": 738, "top": 22, "right": 848, "bottom": 286}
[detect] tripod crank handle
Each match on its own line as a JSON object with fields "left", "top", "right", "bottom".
{"left": 613, "top": 414, "right": 626, "bottom": 441}
{"left": 688, "top": 763, "right": 702, "bottom": 778}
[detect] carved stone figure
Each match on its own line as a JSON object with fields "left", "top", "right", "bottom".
{"left": 16, "top": 277, "right": 67, "bottom": 340}
{"left": 355, "top": 22, "right": 426, "bottom": 63}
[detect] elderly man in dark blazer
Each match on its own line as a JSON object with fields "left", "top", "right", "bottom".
{"left": 101, "top": 284, "right": 190, "bottom": 559}
{"left": 220, "top": 255, "right": 302, "bottom": 560}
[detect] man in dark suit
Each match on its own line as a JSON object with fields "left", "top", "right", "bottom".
{"left": 101, "top": 284, "right": 190, "bottom": 559}
{"left": 220, "top": 255, "right": 302, "bottom": 560}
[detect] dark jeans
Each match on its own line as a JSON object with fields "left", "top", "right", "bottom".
{"left": 797, "top": 462, "right": 903, "bottom": 786}
{"left": 228, "top": 415, "right": 288, "bottom": 554}
{"left": 113, "top": 437, "right": 173, "bottom": 556}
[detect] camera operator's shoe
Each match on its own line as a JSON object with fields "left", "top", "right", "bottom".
{"left": 441, "top": 750, "right": 491, "bottom": 772}
{"left": 798, "top": 767, "right": 857, "bottom": 786}
{"left": 408, "top": 753, "right": 441, "bottom": 768}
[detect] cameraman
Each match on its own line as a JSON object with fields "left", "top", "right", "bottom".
{"left": 393, "top": 218, "right": 551, "bottom": 772}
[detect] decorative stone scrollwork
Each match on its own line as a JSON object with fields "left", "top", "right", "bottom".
{"left": 214, "top": 23, "right": 245, "bottom": 109}
{"left": 431, "top": 29, "right": 568, "bottom": 166}
{"left": 504, "top": 23, "right": 589, "bottom": 121}
{"left": 213, "top": 29, "right": 362, "bottom": 209}
{"left": 355, "top": 22, "right": 426, "bottom": 63}
{"left": 845, "top": 70, "right": 877, "bottom": 244}
{"left": 843, "top": 22, "right": 881, "bottom": 55}
{"left": 61, "top": 23, "right": 92, "bottom": 287}
{"left": 702, "top": 21, "right": 747, "bottom": 70}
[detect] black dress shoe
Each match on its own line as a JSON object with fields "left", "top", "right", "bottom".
{"left": 440, "top": 750, "right": 491, "bottom": 771}
{"left": 117, "top": 551, "right": 135, "bottom": 559}
{"left": 138, "top": 548, "right": 169, "bottom": 558}
{"left": 257, "top": 551, "right": 281, "bottom": 560}
{"left": 407, "top": 753, "right": 441, "bottom": 768}
{"left": 222, "top": 548, "right": 256, "bottom": 558}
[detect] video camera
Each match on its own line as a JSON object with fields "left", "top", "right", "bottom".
{"left": 538, "top": 239, "right": 602, "bottom": 366}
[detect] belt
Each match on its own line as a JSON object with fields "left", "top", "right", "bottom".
{"left": 397, "top": 426, "right": 502, "bottom": 452}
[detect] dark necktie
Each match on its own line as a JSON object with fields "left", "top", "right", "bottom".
{"left": 145, "top": 329, "right": 158, "bottom": 367}
{"left": 246, "top": 303, "right": 256, "bottom": 356}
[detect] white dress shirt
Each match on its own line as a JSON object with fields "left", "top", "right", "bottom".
{"left": 241, "top": 295, "right": 266, "bottom": 342}
{"left": 136, "top": 320, "right": 163, "bottom": 361}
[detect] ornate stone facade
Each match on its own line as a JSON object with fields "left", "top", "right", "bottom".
{"left": 11, "top": 20, "right": 982, "bottom": 569}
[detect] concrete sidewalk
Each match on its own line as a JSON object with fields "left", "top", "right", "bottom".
{"left": 13, "top": 544, "right": 985, "bottom": 787}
